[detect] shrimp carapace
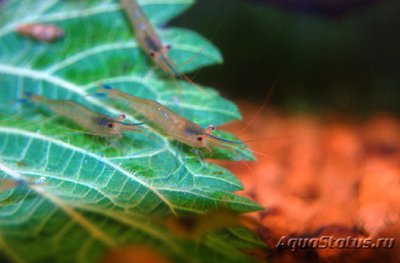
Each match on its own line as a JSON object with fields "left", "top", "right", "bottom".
{"left": 25, "top": 93, "right": 143, "bottom": 137}
{"left": 15, "top": 23, "right": 64, "bottom": 43}
{"left": 98, "top": 83, "right": 243, "bottom": 150}
{"left": 121, "top": 0, "right": 209, "bottom": 95}
{"left": 121, "top": 0, "right": 177, "bottom": 75}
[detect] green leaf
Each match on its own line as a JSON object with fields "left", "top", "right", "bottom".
{"left": 0, "top": 0, "right": 262, "bottom": 262}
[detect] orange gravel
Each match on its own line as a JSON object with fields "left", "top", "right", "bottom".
{"left": 216, "top": 102, "right": 400, "bottom": 262}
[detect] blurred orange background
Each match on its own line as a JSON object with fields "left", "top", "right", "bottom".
{"left": 215, "top": 102, "right": 400, "bottom": 262}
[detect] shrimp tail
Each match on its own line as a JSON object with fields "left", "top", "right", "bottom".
{"left": 101, "top": 83, "right": 113, "bottom": 90}
{"left": 92, "top": 92, "right": 108, "bottom": 98}
{"left": 91, "top": 83, "right": 114, "bottom": 98}
{"left": 89, "top": 83, "right": 110, "bottom": 97}
{"left": 24, "top": 91, "right": 34, "bottom": 98}
{"left": 18, "top": 91, "right": 33, "bottom": 103}
{"left": 18, "top": 92, "right": 40, "bottom": 104}
{"left": 23, "top": 92, "right": 44, "bottom": 101}
{"left": 17, "top": 97, "right": 31, "bottom": 104}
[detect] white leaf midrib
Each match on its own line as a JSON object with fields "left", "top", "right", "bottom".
{"left": 45, "top": 41, "right": 138, "bottom": 74}
{"left": 22, "top": 171, "right": 120, "bottom": 206}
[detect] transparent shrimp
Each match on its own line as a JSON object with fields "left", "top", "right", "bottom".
{"left": 0, "top": 162, "right": 46, "bottom": 192}
{"left": 0, "top": 177, "right": 46, "bottom": 191}
{"left": 98, "top": 84, "right": 242, "bottom": 151}
{"left": 0, "top": 177, "right": 25, "bottom": 191}
{"left": 121, "top": 0, "right": 208, "bottom": 95}
{"left": 15, "top": 23, "right": 64, "bottom": 43}
{"left": 27, "top": 94, "right": 143, "bottom": 138}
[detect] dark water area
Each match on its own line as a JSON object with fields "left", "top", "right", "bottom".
{"left": 248, "top": 0, "right": 381, "bottom": 16}
{"left": 171, "top": 0, "right": 400, "bottom": 116}
{"left": 2, "top": 0, "right": 400, "bottom": 116}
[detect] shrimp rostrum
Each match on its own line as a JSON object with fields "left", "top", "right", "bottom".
{"left": 25, "top": 94, "right": 143, "bottom": 138}
{"left": 98, "top": 84, "right": 244, "bottom": 152}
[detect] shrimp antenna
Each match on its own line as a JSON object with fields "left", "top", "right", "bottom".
{"left": 178, "top": 71, "right": 210, "bottom": 97}
{"left": 117, "top": 121, "right": 144, "bottom": 126}
{"left": 160, "top": 54, "right": 211, "bottom": 97}
{"left": 96, "top": 115, "right": 143, "bottom": 127}
{"left": 206, "top": 133, "right": 243, "bottom": 145}
{"left": 238, "top": 80, "right": 277, "bottom": 135}
{"left": 177, "top": 13, "right": 226, "bottom": 83}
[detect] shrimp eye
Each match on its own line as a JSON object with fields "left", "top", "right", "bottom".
{"left": 196, "top": 136, "right": 203, "bottom": 142}
{"left": 149, "top": 52, "right": 156, "bottom": 57}
{"left": 166, "top": 44, "right": 172, "bottom": 50}
{"left": 107, "top": 123, "right": 114, "bottom": 128}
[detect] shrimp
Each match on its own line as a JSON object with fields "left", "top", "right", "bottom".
{"left": 0, "top": 177, "right": 46, "bottom": 191}
{"left": 121, "top": 0, "right": 208, "bottom": 95}
{"left": 0, "top": 177, "right": 25, "bottom": 191}
{"left": 15, "top": 23, "right": 64, "bottom": 43}
{"left": 26, "top": 94, "right": 143, "bottom": 138}
{"left": 0, "top": 162, "right": 46, "bottom": 192}
{"left": 98, "top": 84, "right": 242, "bottom": 151}
{"left": 0, "top": 177, "right": 46, "bottom": 192}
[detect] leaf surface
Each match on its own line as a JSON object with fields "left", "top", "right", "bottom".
{"left": 0, "top": 0, "right": 262, "bottom": 262}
